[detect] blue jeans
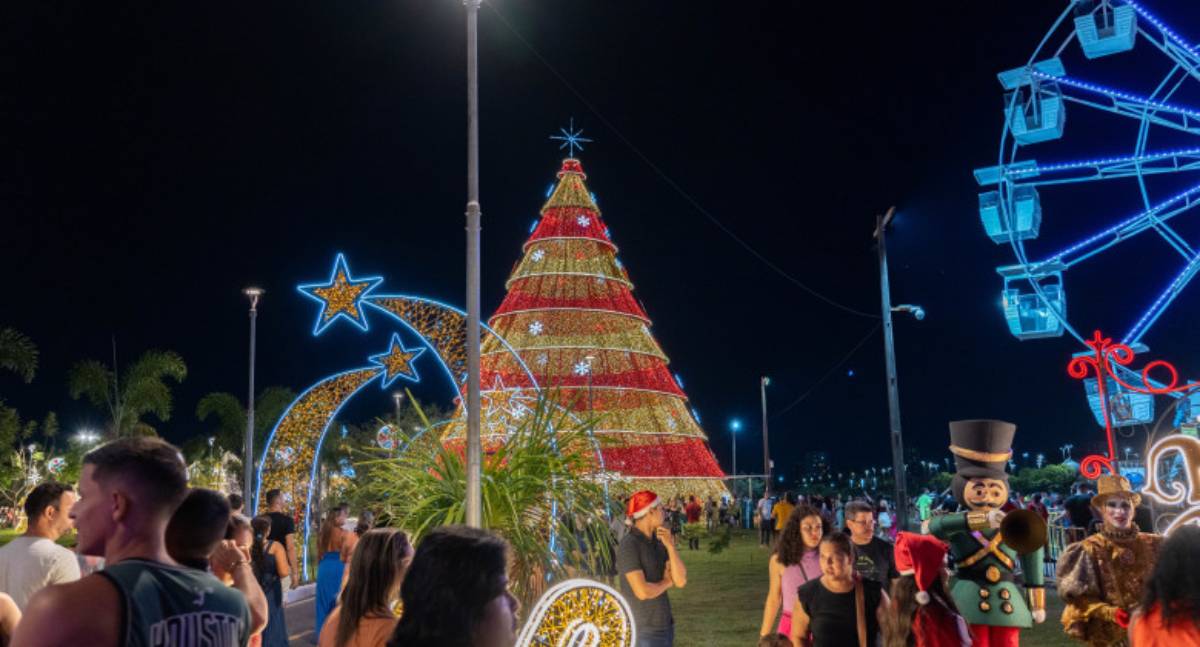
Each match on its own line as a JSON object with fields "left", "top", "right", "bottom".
{"left": 637, "top": 625, "right": 674, "bottom": 647}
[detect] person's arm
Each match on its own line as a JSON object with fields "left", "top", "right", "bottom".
{"left": 658, "top": 527, "right": 687, "bottom": 588}
{"left": 789, "top": 599, "right": 810, "bottom": 647}
{"left": 876, "top": 589, "right": 891, "bottom": 625}
{"left": 285, "top": 531, "right": 300, "bottom": 587}
{"left": 0, "top": 593, "right": 20, "bottom": 645}
{"left": 213, "top": 540, "right": 268, "bottom": 635}
{"left": 622, "top": 569, "right": 672, "bottom": 600}
{"left": 760, "top": 556, "right": 784, "bottom": 636}
{"left": 12, "top": 576, "right": 121, "bottom": 647}
{"left": 272, "top": 542, "right": 290, "bottom": 578}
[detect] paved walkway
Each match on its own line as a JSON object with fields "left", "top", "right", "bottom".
{"left": 284, "top": 594, "right": 316, "bottom": 645}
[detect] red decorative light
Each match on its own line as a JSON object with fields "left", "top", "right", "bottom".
{"left": 1067, "top": 330, "right": 1200, "bottom": 478}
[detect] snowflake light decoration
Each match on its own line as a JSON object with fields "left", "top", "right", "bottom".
{"left": 531, "top": 249, "right": 546, "bottom": 262}
{"left": 528, "top": 320, "right": 545, "bottom": 336}
{"left": 576, "top": 214, "right": 591, "bottom": 228}
{"left": 573, "top": 360, "right": 592, "bottom": 376}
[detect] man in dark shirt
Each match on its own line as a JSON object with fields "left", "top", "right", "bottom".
{"left": 1063, "top": 484, "right": 1096, "bottom": 533}
{"left": 617, "top": 490, "right": 688, "bottom": 647}
{"left": 264, "top": 488, "right": 300, "bottom": 590}
{"left": 843, "top": 500, "right": 898, "bottom": 586}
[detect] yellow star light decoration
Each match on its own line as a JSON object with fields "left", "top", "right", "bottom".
{"left": 298, "top": 253, "right": 383, "bottom": 334}
{"left": 369, "top": 334, "right": 425, "bottom": 387}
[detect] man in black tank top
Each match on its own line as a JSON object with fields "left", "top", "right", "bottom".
{"left": 14, "top": 438, "right": 252, "bottom": 647}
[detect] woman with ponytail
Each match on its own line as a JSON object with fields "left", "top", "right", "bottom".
{"left": 252, "top": 515, "right": 290, "bottom": 647}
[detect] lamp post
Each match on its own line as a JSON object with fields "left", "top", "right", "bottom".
{"left": 874, "top": 206, "right": 920, "bottom": 533}
{"left": 243, "top": 286, "right": 263, "bottom": 509}
{"left": 760, "top": 376, "right": 771, "bottom": 494}
{"left": 729, "top": 419, "right": 742, "bottom": 478}
{"left": 463, "top": 0, "right": 483, "bottom": 529}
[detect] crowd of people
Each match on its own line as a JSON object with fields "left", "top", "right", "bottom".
{"left": 0, "top": 436, "right": 1199, "bottom": 647}
{"left": 0, "top": 437, "right": 522, "bottom": 647}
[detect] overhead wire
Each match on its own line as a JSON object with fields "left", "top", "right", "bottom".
{"left": 770, "top": 322, "right": 882, "bottom": 419}
{"left": 483, "top": 2, "right": 881, "bottom": 320}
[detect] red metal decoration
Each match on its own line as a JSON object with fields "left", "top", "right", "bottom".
{"left": 1067, "top": 330, "right": 1200, "bottom": 478}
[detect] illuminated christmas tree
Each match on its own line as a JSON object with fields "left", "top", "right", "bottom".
{"left": 476, "top": 157, "right": 727, "bottom": 500}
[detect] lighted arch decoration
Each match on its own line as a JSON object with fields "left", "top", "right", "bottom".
{"left": 253, "top": 254, "right": 541, "bottom": 571}
{"left": 1143, "top": 433, "right": 1200, "bottom": 535}
{"left": 514, "top": 578, "right": 636, "bottom": 647}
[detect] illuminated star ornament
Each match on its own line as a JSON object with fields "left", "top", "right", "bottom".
{"left": 369, "top": 333, "right": 425, "bottom": 387}
{"left": 298, "top": 254, "right": 383, "bottom": 335}
{"left": 550, "top": 118, "right": 593, "bottom": 158}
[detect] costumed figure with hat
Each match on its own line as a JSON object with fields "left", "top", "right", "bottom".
{"left": 615, "top": 490, "right": 688, "bottom": 647}
{"left": 924, "top": 420, "right": 1047, "bottom": 647}
{"left": 1055, "top": 474, "right": 1162, "bottom": 646}
{"left": 885, "top": 532, "right": 973, "bottom": 647}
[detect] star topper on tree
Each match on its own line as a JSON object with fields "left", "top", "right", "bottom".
{"left": 550, "top": 118, "right": 592, "bottom": 158}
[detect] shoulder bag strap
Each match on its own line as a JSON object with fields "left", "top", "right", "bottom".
{"left": 854, "top": 576, "right": 868, "bottom": 647}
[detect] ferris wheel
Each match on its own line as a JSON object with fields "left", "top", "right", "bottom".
{"left": 974, "top": 0, "right": 1200, "bottom": 427}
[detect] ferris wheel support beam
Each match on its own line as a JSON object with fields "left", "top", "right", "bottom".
{"left": 1053, "top": 87, "right": 1200, "bottom": 137}
{"left": 1024, "top": 180, "right": 1200, "bottom": 270}
{"left": 1125, "top": 249, "right": 1200, "bottom": 346}
{"left": 979, "top": 152, "right": 1200, "bottom": 188}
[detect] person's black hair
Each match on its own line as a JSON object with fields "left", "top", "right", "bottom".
{"left": 228, "top": 493, "right": 244, "bottom": 511}
{"left": 1140, "top": 525, "right": 1200, "bottom": 630}
{"left": 23, "top": 482, "right": 73, "bottom": 522}
{"left": 265, "top": 489, "right": 283, "bottom": 506}
{"left": 388, "top": 525, "right": 510, "bottom": 647}
{"left": 250, "top": 515, "right": 272, "bottom": 581}
{"left": 84, "top": 437, "right": 188, "bottom": 515}
{"left": 165, "top": 488, "right": 231, "bottom": 569}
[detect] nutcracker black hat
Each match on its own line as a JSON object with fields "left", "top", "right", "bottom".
{"left": 948, "top": 419, "right": 1015, "bottom": 481}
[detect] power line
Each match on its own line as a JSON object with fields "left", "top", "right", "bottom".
{"left": 483, "top": 2, "right": 881, "bottom": 320}
{"left": 771, "top": 322, "right": 882, "bottom": 419}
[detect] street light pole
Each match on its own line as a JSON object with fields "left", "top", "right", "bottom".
{"left": 392, "top": 391, "right": 404, "bottom": 420}
{"left": 760, "top": 376, "right": 771, "bottom": 494}
{"left": 874, "top": 206, "right": 910, "bottom": 533}
{"left": 463, "top": 0, "right": 483, "bottom": 528}
{"left": 243, "top": 287, "right": 263, "bottom": 510}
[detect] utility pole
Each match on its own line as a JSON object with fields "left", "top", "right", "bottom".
{"left": 874, "top": 206, "right": 909, "bottom": 533}
{"left": 760, "top": 376, "right": 771, "bottom": 493}
{"left": 243, "top": 287, "right": 263, "bottom": 509}
{"left": 463, "top": 0, "right": 483, "bottom": 528}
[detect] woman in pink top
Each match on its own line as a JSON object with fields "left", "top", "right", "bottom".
{"left": 760, "top": 504, "right": 826, "bottom": 638}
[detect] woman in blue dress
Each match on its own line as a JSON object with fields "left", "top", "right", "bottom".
{"left": 314, "top": 502, "right": 350, "bottom": 639}
{"left": 250, "top": 515, "right": 290, "bottom": 647}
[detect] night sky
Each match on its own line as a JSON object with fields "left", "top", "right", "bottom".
{"left": 7, "top": 1, "right": 1200, "bottom": 479}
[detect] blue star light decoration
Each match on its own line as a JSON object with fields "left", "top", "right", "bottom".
{"left": 370, "top": 333, "right": 425, "bottom": 388}
{"left": 550, "top": 118, "right": 592, "bottom": 158}
{"left": 297, "top": 254, "right": 383, "bottom": 335}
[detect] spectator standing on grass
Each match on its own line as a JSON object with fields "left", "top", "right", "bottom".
{"left": 617, "top": 490, "right": 687, "bottom": 647}
{"left": 320, "top": 528, "right": 412, "bottom": 647}
{"left": 773, "top": 493, "right": 796, "bottom": 541}
{"left": 758, "top": 493, "right": 776, "bottom": 547}
{"left": 882, "top": 532, "right": 970, "bottom": 647}
{"left": 760, "top": 504, "right": 826, "bottom": 638}
{"left": 263, "top": 488, "right": 300, "bottom": 591}
{"left": 387, "top": 526, "right": 519, "bottom": 647}
{"left": 1064, "top": 483, "right": 1096, "bottom": 534}
{"left": 0, "top": 482, "right": 80, "bottom": 610}
{"left": 15, "top": 438, "right": 252, "bottom": 647}
{"left": 844, "top": 500, "right": 898, "bottom": 588}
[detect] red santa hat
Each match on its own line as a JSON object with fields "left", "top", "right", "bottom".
{"left": 625, "top": 490, "right": 660, "bottom": 522}
{"left": 894, "top": 532, "right": 948, "bottom": 605}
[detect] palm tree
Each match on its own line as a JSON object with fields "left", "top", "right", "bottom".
{"left": 195, "top": 386, "right": 298, "bottom": 455}
{"left": 356, "top": 391, "right": 613, "bottom": 605}
{"left": 0, "top": 328, "right": 38, "bottom": 383}
{"left": 68, "top": 350, "right": 187, "bottom": 437}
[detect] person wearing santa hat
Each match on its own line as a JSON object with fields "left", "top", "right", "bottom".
{"left": 883, "top": 532, "right": 972, "bottom": 647}
{"left": 615, "top": 490, "right": 688, "bottom": 647}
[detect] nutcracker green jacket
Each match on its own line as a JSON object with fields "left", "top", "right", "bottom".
{"left": 927, "top": 512, "right": 1045, "bottom": 628}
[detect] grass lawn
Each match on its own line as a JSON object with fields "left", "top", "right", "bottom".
{"left": 669, "top": 529, "right": 1073, "bottom": 647}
